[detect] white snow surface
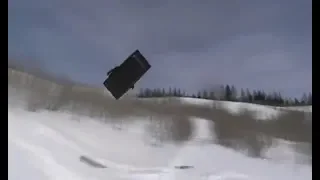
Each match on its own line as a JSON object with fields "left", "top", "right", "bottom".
{"left": 8, "top": 98, "right": 311, "bottom": 180}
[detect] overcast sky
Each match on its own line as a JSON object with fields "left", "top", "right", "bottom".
{"left": 8, "top": 0, "right": 312, "bottom": 98}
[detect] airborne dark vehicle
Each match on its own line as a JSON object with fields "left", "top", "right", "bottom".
{"left": 103, "top": 50, "right": 151, "bottom": 100}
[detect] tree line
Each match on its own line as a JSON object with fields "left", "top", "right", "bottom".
{"left": 137, "top": 85, "right": 312, "bottom": 107}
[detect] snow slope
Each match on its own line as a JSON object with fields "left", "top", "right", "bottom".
{"left": 8, "top": 99, "right": 312, "bottom": 180}
{"left": 143, "top": 97, "right": 311, "bottom": 120}
{"left": 178, "top": 97, "right": 311, "bottom": 113}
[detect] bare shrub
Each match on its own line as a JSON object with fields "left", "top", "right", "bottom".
{"left": 167, "top": 114, "right": 193, "bottom": 143}
{"left": 262, "top": 110, "right": 312, "bottom": 164}
{"left": 49, "top": 82, "right": 74, "bottom": 111}
{"left": 144, "top": 113, "right": 193, "bottom": 146}
{"left": 263, "top": 110, "right": 311, "bottom": 143}
{"left": 9, "top": 65, "right": 76, "bottom": 112}
{"left": 209, "top": 106, "right": 271, "bottom": 158}
{"left": 291, "top": 142, "right": 312, "bottom": 164}
{"left": 144, "top": 115, "right": 168, "bottom": 147}
{"left": 25, "top": 78, "right": 56, "bottom": 111}
{"left": 207, "top": 105, "right": 311, "bottom": 160}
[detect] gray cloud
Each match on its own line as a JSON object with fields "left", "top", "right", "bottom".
{"left": 8, "top": 0, "right": 312, "bottom": 97}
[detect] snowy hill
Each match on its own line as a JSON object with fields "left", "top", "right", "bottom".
{"left": 8, "top": 104, "right": 311, "bottom": 180}
{"left": 8, "top": 68, "right": 312, "bottom": 180}
{"left": 140, "top": 97, "right": 311, "bottom": 121}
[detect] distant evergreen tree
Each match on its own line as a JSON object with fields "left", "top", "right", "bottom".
{"left": 177, "top": 88, "right": 182, "bottom": 97}
{"left": 307, "top": 92, "right": 312, "bottom": 105}
{"left": 231, "top": 85, "right": 237, "bottom": 101}
{"left": 209, "top": 90, "right": 216, "bottom": 100}
{"left": 197, "top": 91, "right": 202, "bottom": 99}
{"left": 168, "top": 87, "right": 173, "bottom": 96}
{"left": 246, "top": 89, "right": 253, "bottom": 103}
{"left": 240, "top": 88, "right": 247, "bottom": 102}
{"left": 202, "top": 90, "right": 208, "bottom": 99}
{"left": 136, "top": 85, "right": 311, "bottom": 106}
{"left": 224, "top": 85, "right": 232, "bottom": 101}
{"left": 301, "top": 93, "right": 308, "bottom": 105}
{"left": 181, "top": 90, "right": 186, "bottom": 97}
{"left": 161, "top": 88, "right": 166, "bottom": 97}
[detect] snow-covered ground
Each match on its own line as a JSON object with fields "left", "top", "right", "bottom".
{"left": 8, "top": 97, "right": 311, "bottom": 180}
{"left": 143, "top": 97, "right": 311, "bottom": 120}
